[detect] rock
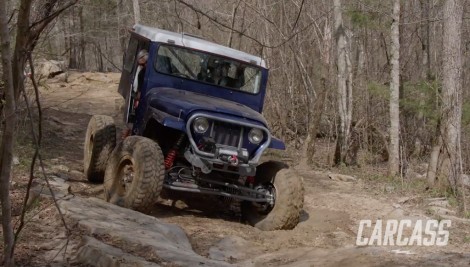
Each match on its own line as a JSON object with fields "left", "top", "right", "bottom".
{"left": 328, "top": 173, "right": 357, "bottom": 182}
{"left": 37, "top": 60, "right": 66, "bottom": 80}
{"left": 428, "top": 206, "right": 456, "bottom": 216}
{"left": 74, "top": 237, "right": 160, "bottom": 267}
{"left": 60, "top": 197, "right": 230, "bottom": 266}
{"left": 12, "top": 156, "right": 20, "bottom": 165}
{"left": 48, "top": 72, "right": 68, "bottom": 83}
{"left": 427, "top": 200, "right": 450, "bottom": 208}
{"left": 208, "top": 236, "right": 263, "bottom": 262}
{"left": 52, "top": 164, "right": 70, "bottom": 173}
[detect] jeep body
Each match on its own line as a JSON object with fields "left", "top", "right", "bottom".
{"left": 85, "top": 24, "right": 303, "bottom": 230}
{"left": 119, "top": 24, "right": 284, "bottom": 176}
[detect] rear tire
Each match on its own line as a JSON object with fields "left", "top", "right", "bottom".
{"left": 242, "top": 161, "right": 304, "bottom": 231}
{"left": 103, "top": 136, "right": 164, "bottom": 212}
{"left": 84, "top": 115, "right": 116, "bottom": 183}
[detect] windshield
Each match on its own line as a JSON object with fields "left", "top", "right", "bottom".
{"left": 155, "top": 44, "right": 262, "bottom": 94}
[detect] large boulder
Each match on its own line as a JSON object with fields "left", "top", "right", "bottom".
{"left": 59, "top": 196, "right": 231, "bottom": 266}
{"left": 36, "top": 60, "right": 67, "bottom": 82}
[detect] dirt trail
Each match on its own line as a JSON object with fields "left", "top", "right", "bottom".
{"left": 35, "top": 71, "right": 470, "bottom": 266}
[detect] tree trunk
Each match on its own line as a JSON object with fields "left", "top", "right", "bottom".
{"left": 227, "top": 0, "right": 241, "bottom": 48}
{"left": 439, "top": 0, "right": 463, "bottom": 195}
{"left": 12, "top": 0, "right": 33, "bottom": 101}
{"left": 79, "top": 5, "right": 86, "bottom": 70}
{"left": 427, "top": 134, "right": 442, "bottom": 186}
{"left": 421, "top": 0, "right": 431, "bottom": 79}
{"left": 305, "top": 19, "right": 332, "bottom": 165}
{"left": 0, "top": 1, "right": 18, "bottom": 265}
{"left": 389, "top": 0, "right": 400, "bottom": 177}
{"left": 333, "top": 0, "right": 353, "bottom": 165}
{"left": 132, "top": 0, "right": 141, "bottom": 24}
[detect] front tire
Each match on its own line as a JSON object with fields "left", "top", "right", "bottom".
{"left": 242, "top": 161, "right": 304, "bottom": 231}
{"left": 84, "top": 115, "right": 116, "bottom": 183}
{"left": 103, "top": 136, "right": 164, "bottom": 212}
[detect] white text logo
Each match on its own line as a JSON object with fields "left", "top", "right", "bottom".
{"left": 356, "top": 219, "right": 451, "bottom": 246}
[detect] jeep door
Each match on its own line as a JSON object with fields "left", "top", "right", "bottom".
{"left": 118, "top": 33, "right": 149, "bottom": 123}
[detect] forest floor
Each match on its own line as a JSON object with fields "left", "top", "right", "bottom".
{"left": 4, "top": 71, "right": 470, "bottom": 266}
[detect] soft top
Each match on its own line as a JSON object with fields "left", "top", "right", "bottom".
{"left": 133, "top": 24, "right": 267, "bottom": 68}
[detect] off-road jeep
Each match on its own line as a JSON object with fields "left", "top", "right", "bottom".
{"left": 84, "top": 24, "right": 304, "bottom": 230}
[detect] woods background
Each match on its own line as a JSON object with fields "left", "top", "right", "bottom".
{"left": 3, "top": 1, "right": 470, "bottom": 200}
{"left": 1, "top": 0, "right": 470, "bottom": 265}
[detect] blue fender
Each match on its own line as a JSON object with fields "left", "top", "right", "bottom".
{"left": 269, "top": 137, "right": 286, "bottom": 150}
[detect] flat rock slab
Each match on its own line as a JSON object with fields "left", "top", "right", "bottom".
{"left": 59, "top": 196, "right": 231, "bottom": 267}
{"left": 75, "top": 236, "right": 160, "bottom": 267}
{"left": 208, "top": 236, "right": 264, "bottom": 262}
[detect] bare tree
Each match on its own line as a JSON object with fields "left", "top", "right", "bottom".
{"left": 133, "top": 0, "right": 141, "bottom": 24}
{"left": 333, "top": 0, "right": 353, "bottom": 165}
{"left": 439, "top": 0, "right": 464, "bottom": 199}
{"left": 12, "top": 0, "right": 78, "bottom": 102}
{"left": 0, "top": 1, "right": 18, "bottom": 265}
{"left": 1, "top": 1, "right": 76, "bottom": 264}
{"left": 428, "top": 0, "right": 464, "bottom": 191}
{"left": 389, "top": 0, "right": 400, "bottom": 177}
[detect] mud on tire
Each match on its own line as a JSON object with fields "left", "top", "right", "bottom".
{"left": 103, "top": 136, "right": 164, "bottom": 212}
{"left": 84, "top": 115, "right": 116, "bottom": 183}
{"left": 242, "top": 161, "right": 304, "bottom": 231}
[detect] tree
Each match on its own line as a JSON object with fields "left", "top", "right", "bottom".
{"left": 1, "top": 1, "right": 77, "bottom": 264}
{"left": 0, "top": 1, "right": 17, "bottom": 265}
{"left": 389, "top": 0, "right": 400, "bottom": 176}
{"left": 333, "top": 0, "right": 353, "bottom": 165}
{"left": 434, "top": 0, "right": 464, "bottom": 200}
{"left": 133, "top": 0, "right": 141, "bottom": 24}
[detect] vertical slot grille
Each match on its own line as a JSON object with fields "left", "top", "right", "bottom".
{"left": 211, "top": 121, "right": 242, "bottom": 147}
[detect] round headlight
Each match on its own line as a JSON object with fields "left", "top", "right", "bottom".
{"left": 193, "top": 117, "right": 210, "bottom": 134}
{"left": 248, "top": 128, "right": 264, "bottom": 144}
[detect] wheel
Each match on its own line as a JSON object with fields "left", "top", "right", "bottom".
{"left": 241, "top": 161, "right": 304, "bottom": 231}
{"left": 84, "top": 115, "right": 116, "bottom": 183}
{"left": 103, "top": 136, "right": 164, "bottom": 212}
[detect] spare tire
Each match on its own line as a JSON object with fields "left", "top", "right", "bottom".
{"left": 84, "top": 115, "right": 116, "bottom": 183}
{"left": 103, "top": 136, "right": 164, "bottom": 212}
{"left": 242, "top": 161, "right": 304, "bottom": 231}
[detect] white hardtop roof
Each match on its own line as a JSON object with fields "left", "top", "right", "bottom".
{"left": 133, "top": 24, "right": 267, "bottom": 68}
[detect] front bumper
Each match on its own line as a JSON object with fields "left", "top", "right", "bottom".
{"left": 185, "top": 112, "right": 271, "bottom": 175}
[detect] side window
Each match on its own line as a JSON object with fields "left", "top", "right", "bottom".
{"left": 124, "top": 38, "right": 139, "bottom": 72}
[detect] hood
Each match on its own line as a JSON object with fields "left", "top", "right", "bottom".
{"left": 147, "top": 88, "right": 268, "bottom": 126}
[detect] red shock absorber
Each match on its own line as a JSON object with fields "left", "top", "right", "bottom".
{"left": 164, "top": 134, "right": 185, "bottom": 170}
{"left": 164, "top": 149, "right": 177, "bottom": 169}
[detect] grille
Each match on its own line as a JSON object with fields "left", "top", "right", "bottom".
{"left": 210, "top": 121, "right": 242, "bottom": 147}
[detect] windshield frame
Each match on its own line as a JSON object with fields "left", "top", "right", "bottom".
{"left": 153, "top": 43, "right": 264, "bottom": 95}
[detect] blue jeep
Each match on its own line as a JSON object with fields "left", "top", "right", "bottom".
{"left": 83, "top": 25, "right": 304, "bottom": 230}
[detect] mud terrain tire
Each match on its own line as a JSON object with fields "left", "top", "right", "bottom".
{"left": 103, "top": 136, "right": 164, "bottom": 212}
{"left": 84, "top": 115, "right": 116, "bottom": 183}
{"left": 242, "top": 161, "right": 304, "bottom": 231}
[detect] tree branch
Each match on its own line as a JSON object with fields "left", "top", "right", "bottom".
{"left": 29, "top": 0, "right": 78, "bottom": 38}
{"left": 292, "top": 0, "right": 305, "bottom": 31}
{"left": 175, "top": 0, "right": 331, "bottom": 49}
{"left": 12, "top": 52, "right": 70, "bottom": 259}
